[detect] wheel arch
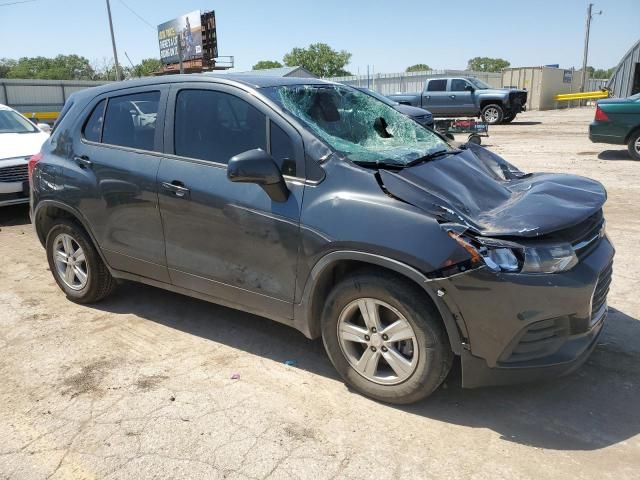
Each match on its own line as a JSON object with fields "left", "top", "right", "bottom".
{"left": 479, "top": 98, "right": 505, "bottom": 110}
{"left": 624, "top": 125, "right": 640, "bottom": 144}
{"left": 293, "top": 251, "right": 464, "bottom": 354}
{"left": 33, "top": 201, "right": 109, "bottom": 266}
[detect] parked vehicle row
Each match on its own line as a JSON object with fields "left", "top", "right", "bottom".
{"left": 388, "top": 77, "right": 528, "bottom": 125}
{"left": 30, "top": 75, "right": 613, "bottom": 404}
{"left": 0, "top": 104, "right": 50, "bottom": 207}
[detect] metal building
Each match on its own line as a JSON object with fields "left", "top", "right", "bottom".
{"left": 608, "top": 39, "right": 640, "bottom": 98}
{"left": 501, "top": 67, "right": 587, "bottom": 110}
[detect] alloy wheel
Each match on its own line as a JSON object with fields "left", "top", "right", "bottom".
{"left": 337, "top": 298, "right": 419, "bottom": 385}
{"left": 483, "top": 107, "right": 500, "bottom": 123}
{"left": 635, "top": 136, "right": 640, "bottom": 155}
{"left": 53, "top": 233, "right": 88, "bottom": 290}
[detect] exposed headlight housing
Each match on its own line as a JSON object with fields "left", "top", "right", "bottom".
{"left": 449, "top": 232, "right": 578, "bottom": 274}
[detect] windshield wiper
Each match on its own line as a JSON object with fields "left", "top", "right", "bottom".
{"left": 405, "top": 149, "right": 462, "bottom": 167}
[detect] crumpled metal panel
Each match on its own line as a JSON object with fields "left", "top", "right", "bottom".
{"left": 380, "top": 143, "right": 606, "bottom": 238}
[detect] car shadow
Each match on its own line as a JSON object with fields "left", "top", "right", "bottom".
{"left": 506, "top": 121, "right": 542, "bottom": 126}
{"left": 94, "top": 283, "right": 640, "bottom": 451}
{"left": 0, "top": 204, "right": 30, "bottom": 227}
{"left": 598, "top": 150, "right": 633, "bottom": 161}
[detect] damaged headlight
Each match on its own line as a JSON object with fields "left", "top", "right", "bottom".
{"left": 449, "top": 233, "right": 578, "bottom": 274}
{"left": 520, "top": 243, "right": 578, "bottom": 273}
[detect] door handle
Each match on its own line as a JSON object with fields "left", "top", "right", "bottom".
{"left": 449, "top": 95, "right": 456, "bottom": 99}
{"left": 161, "top": 181, "right": 190, "bottom": 198}
{"left": 425, "top": 95, "right": 431, "bottom": 99}
{"left": 73, "top": 155, "right": 92, "bottom": 168}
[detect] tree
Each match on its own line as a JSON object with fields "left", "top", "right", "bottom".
{"left": 0, "top": 58, "right": 17, "bottom": 78}
{"left": 588, "top": 66, "right": 615, "bottom": 79}
{"left": 406, "top": 63, "right": 431, "bottom": 73}
{"left": 132, "top": 58, "right": 162, "bottom": 77}
{"left": 467, "top": 57, "right": 510, "bottom": 73}
{"left": 252, "top": 60, "right": 283, "bottom": 70}
{"left": 6, "top": 55, "right": 96, "bottom": 80}
{"left": 283, "top": 43, "right": 352, "bottom": 77}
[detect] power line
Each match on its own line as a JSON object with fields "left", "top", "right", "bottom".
{"left": 117, "top": 0, "right": 156, "bottom": 30}
{"left": 0, "top": 0, "right": 37, "bottom": 7}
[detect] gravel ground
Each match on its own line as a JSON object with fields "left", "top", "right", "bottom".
{"left": 1, "top": 107, "right": 639, "bottom": 480}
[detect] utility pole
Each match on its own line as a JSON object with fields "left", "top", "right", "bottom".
{"left": 105, "top": 0, "right": 122, "bottom": 81}
{"left": 580, "top": 3, "right": 602, "bottom": 92}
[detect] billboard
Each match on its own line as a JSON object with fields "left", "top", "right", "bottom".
{"left": 158, "top": 11, "right": 203, "bottom": 65}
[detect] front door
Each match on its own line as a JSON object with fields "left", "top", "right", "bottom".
{"left": 448, "top": 79, "right": 476, "bottom": 115}
{"left": 157, "top": 84, "right": 305, "bottom": 321}
{"left": 421, "top": 78, "right": 450, "bottom": 115}
{"left": 66, "top": 87, "right": 170, "bottom": 282}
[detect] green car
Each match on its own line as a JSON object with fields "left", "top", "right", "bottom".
{"left": 589, "top": 92, "right": 640, "bottom": 160}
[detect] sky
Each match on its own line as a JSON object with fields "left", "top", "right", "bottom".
{"left": 0, "top": 0, "right": 638, "bottom": 74}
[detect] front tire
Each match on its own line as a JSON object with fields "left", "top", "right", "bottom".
{"left": 46, "top": 220, "right": 115, "bottom": 303}
{"left": 502, "top": 113, "right": 516, "bottom": 123}
{"left": 481, "top": 104, "right": 504, "bottom": 124}
{"left": 628, "top": 130, "right": 640, "bottom": 160}
{"left": 321, "top": 271, "right": 453, "bottom": 404}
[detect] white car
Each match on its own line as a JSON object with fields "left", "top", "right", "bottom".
{"left": 0, "top": 104, "right": 50, "bottom": 207}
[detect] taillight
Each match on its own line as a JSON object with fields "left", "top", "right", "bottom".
{"left": 594, "top": 105, "right": 609, "bottom": 121}
{"left": 28, "top": 152, "right": 43, "bottom": 182}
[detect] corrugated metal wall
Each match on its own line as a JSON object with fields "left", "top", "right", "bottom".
{"left": 0, "top": 79, "right": 108, "bottom": 113}
{"left": 327, "top": 70, "right": 503, "bottom": 95}
{"left": 608, "top": 39, "right": 640, "bottom": 98}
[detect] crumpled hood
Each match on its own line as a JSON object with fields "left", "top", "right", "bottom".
{"left": 0, "top": 132, "right": 49, "bottom": 160}
{"left": 379, "top": 144, "right": 606, "bottom": 237}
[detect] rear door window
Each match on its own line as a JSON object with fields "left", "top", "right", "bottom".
{"left": 427, "top": 79, "right": 447, "bottom": 92}
{"left": 101, "top": 91, "right": 160, "bottom": 151}
{"left": 174, "top": 89, "right": 267, "bottom": 164}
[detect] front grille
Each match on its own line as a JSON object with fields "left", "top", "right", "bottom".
{"left": 591, "top": 261, "right": 613, "bottom": 323}
{"left": 0, "top": 164, "right": 28, "bottom": 183}
{"left": 509, "top": 91, "right": 528, "bottom": 107}
{"left": 544, "top": 210, "right": 605, "bottom": 258}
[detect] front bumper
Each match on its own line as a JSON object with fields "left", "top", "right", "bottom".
{"left": 0, "top": 158, "right": 30, "bottom": 206}
{"left": 439, "top": 235, "right": 614, "bottom": 388}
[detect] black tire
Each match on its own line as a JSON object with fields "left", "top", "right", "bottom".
{"left": 46, "top": 220, "right": 115, "bottom": 303}
{"left": 481, "top": 104, "right": 504, "bottom": 124}
{"left": 467, "top": 134, "right": 482, "bottom": 145}
{"left": 321, "top": 270, "right": 453, "bottom": 404}
{"left": 628, "top": 130, "right": 640, "bottom": 161}
{"left": 502, "top": 113, "right": 516, "bottom": 123}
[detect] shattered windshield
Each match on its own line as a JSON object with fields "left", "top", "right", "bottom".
{"left": 468, "top": 78, "right": 492, "bottom": 90}
{"left": 263, "top": 84, "right": 450, "bottom": 166}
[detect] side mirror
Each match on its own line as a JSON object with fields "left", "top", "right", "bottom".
{"left": 37, "top": 123, "right": 51, "bottom": 133}
{"left": 464, "top": 85, "right": 475, "bottom": 92}
{"left": 227, "top": 149, "right": 289, "bottom": 202}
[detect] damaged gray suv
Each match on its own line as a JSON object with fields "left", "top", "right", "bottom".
{"left": 31, "top": 75, "right": 614, "bottom": 404}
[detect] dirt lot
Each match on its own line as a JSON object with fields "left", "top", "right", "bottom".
{"left": 1, "top": 107, "right": 639, "bottom": 480}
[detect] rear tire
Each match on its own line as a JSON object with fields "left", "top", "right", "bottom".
{"left": 321, "top": 270, "right": 453, "bottom": 404}
{"left": 46, "top": 220, "right": 115, "bottom": 303}
{"left": 481, "top": 104, "right": 504, "bottom": 124}
{"left": 628, "top": 130, "right": 640, "bottom": 160}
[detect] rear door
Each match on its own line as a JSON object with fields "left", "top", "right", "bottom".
{"left": 156, "top": 83, "right": 305, "bottom": 321}
{"left": 448, "top": 79, "right": 476, "bottom": 115}
{"left": 421, "top": 79, "right": 449, "bottom": 115}
{"left": 64, "top": 86, "right": 170, "bottom": 282}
